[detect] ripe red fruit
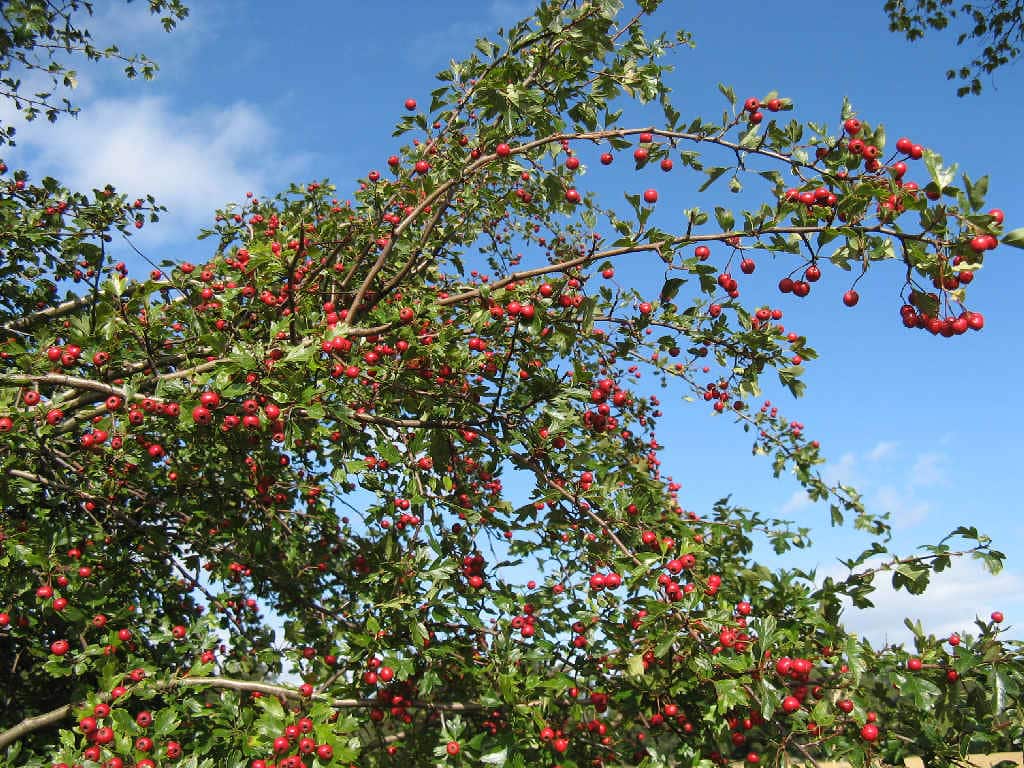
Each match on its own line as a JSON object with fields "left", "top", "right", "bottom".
{"left": 404, "top": 98, "right": 417, "bottom": 111}
{"left": 639, "top": 132, "right": 653, "bottom": 143}
{"left": 633, "top": 147, "right": 649, "bottom": 163}
{"left": 781, "top": 696, "right": 801, "bottom": 713}
{"left": 837, "top": 699, "right": 854, "bottom": 713}
{"left": 316, "top": 744, "right": 333, "bottom": 760}
{"left": 199, "top": 391, "right": 221, "bottom": 408}
{"left": 414, "top": 160, "right": 430, "bottom": 175}
{"left": 638, "top": 302, "right": 653, "bottom": 315}
{"left": 739, "top": 258, "right": 755, "bottom": 274}
{"left": 804, "top": 264, "right": 821, "bottom": 282}
{"left": 988, "top": 208, "right": 1005, "bottom": 224}
{"left": 744, "top": 97, "right": 760, "bottom": 112}
{"left": 565, "top": 189, "right": 581, "bottom": 204}
{"left": 299, "top": 683, "right": 314, "bottom": 697}
{"left": 22, "top": 390, "right": 40, "bottom": 406}
{"left": 643, "top": 189, "right": 658, "bottom": 204}
{"left": 566, "top": 156, "right": 580, "bottom": 170}
{"left": 192, "top": 406, "right": 212, "bottom": 425}
{"left": 79, "top": 716, "right": 98, "bottom": 733}
{"left": 446, "top": 741, "right": 460, "bottom": 755}
{"left": 844, "top": 118, "right": 862, "bottom": 135}
{"left": 860, "top": 723, "right": 879, "bottom": 742}
{"left": 552, "top": 738, "right": 569, "bottom": 753}
{"left": 50, "top": 639, "right": 69, "bottom": 655}
{"left": 907, "top": 657, "right": 923, "bottom": 671}
{"left": 166, "top": 742, "right": 182, "bottom": 759}
{"left": 660, "top": 157, "right": 673, "bottom": 172}
{"left": 94, "top": 726, "right": 114, "bottom": 745}
{"left": 694, "top": 245, "right": 710, "bottom": 260}
{"left": 136, "top": 710, "right": 153, "bottom": 727}
{"left": 842, "top": 290, "right": 859, "bottom": 307}
{"left": 991, "top": 611, "right": 1004, "bottom": 623}
{"left": 600, "top": 152, "right": 613, "bottom": 165}
{"left": 495, "top": 143, "right": 511, "bottom": 157}
{"left": 895, "top": 137, "right": 914, "bottom": 154}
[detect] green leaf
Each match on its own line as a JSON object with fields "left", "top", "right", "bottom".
{"left": 1001, "top": 227, "right": 1024, "bottom": 249}
{"left": 699, "top": 167, "right": 728, "bottom": 192}
{"left": 481, "top": 748, "right": 508, "bottom": 765}
{"left": 714, "top": 206, "right": 734, "bottom": 231}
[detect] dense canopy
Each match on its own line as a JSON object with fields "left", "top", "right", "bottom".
{"left": 1, "top": 2, "right": 1022, "bottom": 768}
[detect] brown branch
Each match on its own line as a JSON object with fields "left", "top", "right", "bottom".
{"left": 0, "top": 675, "right": 487, "bottom": 751}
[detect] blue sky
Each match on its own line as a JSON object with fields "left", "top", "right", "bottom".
{"left": 3, "top": 0, "right": 1022, "bottom": 645}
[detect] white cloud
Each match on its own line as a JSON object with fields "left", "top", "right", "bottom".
{"left": 872, "top": 485, "right": 930, "bottom": 530}
{"left": 908, "top": 452, "right": 947, "bottom": 488}
{"left": 822, "top": 451, "right": 859, "bottom": 486}
{"left": 780, "top": 489, "right": 812, "bottom": 515}
{"left": 836, "top": 558, "right": 1022, "bottom": 648}
{"left": 867, "top": 441, "right": 897, "bottom": 462}
{"left": 11, "top": 96, "right": 309, "bottom": 245}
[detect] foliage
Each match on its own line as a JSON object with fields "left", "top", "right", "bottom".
{"left": 1, "top": 1, "right": 1023, "bottom": 767}
{"left": 0, "top": 0, "right": 189, "bottom": 145}
{"left": 884, "top": 0, "right": 1024, "bottom": 96}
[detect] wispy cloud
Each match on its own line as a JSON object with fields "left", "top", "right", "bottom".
{"left": 780, "top": 489, "right": 812, "bottom": 515}
{"left": 868, "top": 441, "right": 897, "bottom": 462}
{"left": 10, "top": 95, "right": 310, "bottom": 246}
{"left": 908, "top": 452, "right": 947, "bottom": 488}
{"left": 832, "top": 558, "right": 1022, "bottom": 647}
{"left": 872, "top": 485, "right": 930, "bottom": 530}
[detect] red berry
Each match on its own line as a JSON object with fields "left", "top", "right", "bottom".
{"left": 842, "top": 290, "right": 859, "bottom": 307}
{"left": 860, "top": 723, "right": 879, "bottom": 742}
{"left": 404, "top": 98, "right": 417, "bottom": 111}
{"left": 643, "top": 189, "right": 658, "bottom": 204}
{"left": 50, "top": 639, "right": 70, "bottom": 656}
{"left": 991, "top": 611, "right": 1004, "bottom": 623}
{"left": 446, "top": 741, "right": 460, "bottom": 755}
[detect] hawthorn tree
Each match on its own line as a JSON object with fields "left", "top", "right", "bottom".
{"left": 884, "top": 0, "right": 1024, "bottom": 96}
{"left": 1, "top": 2, "right": 1023, "bottom": 768}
